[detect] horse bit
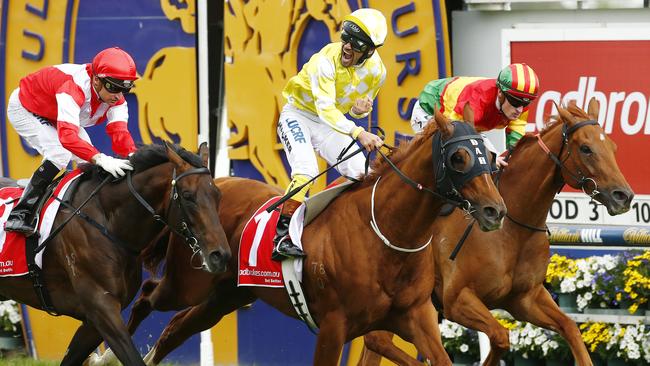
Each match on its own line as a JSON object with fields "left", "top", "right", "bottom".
{"left": 127, "top": 166, "right": 212, "bottom": 269}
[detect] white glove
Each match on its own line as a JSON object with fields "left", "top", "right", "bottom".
{"left": 92, "top": 153, "right": 133, "bottom": 178}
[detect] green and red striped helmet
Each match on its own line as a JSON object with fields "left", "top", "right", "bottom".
{"left": 497, "top": 63, "right": 539, "bottom": 101}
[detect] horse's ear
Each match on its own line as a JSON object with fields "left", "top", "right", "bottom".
{"left": 462, "top": 103, "right": 475, "bottom": 128}
{"left": 164, "top": 141, "right": 188, "bottom": 168}
{"left": 555, "top": 101, "right": 575, "bottom": 126}
{"left": 587, "top": 97, "right": 600, "bottom": 120}
{"left": 198, "top": 142, "right": 209, "bottom": 168}
{"left": 434, "top": 109, "right": 454, "bottom": 138}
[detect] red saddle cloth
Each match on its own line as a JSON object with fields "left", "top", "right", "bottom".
{"left": 0, "top": 170, "right": 83, "bottom": 276}
{"left": 238, "top": 196, "right": 285, "bottom": 288}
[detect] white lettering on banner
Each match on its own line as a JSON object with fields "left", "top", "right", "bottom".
{"left": 547, "top": 193, "right": 650, "bottom": 226}
{"left": 535, "top": 76, "right": 650, "bottom": 135}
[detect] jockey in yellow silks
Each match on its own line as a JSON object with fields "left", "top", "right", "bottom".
{"left": 411, "top": 63, "right": 540, "bottom": 168}
{"left": 272, "top": 8, "right": 388, "bottom": 260}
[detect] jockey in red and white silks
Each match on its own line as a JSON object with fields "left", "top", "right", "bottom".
{"left": 272, "top": 8, "right": 388, "bottom": 260}
{"left": 4, "top": 47, "right": 138, "bottom": 235}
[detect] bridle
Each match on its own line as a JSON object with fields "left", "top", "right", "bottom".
{"left": 504, "top": 119, "right": 600, "bottom": 232}
{"left": 127, "top": 166, "right": 212, "bottom": 269}
{"left": 370, "top": 121, "right": 493, "bottom": 252}
{"left": 536, "top": 120, "right": 600, "bottom": 199}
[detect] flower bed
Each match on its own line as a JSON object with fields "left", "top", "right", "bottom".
{"left": 546, "top": 250, "right": 649, "bottom": 314}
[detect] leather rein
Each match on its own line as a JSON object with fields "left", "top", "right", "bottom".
{"left": 127, "top": 166, "right": 212, "bottom": 269}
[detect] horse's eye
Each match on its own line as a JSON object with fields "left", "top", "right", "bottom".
{"left": 182, "top": 191, "right": 196, "bottom": 202}
{"left": 579, "top": 145, "right": 593, "bottom": 155}
{"left": 449, "top": 152, "right": 465, "bottom": 170}
{"left": 450, "top": 152, "right": 464, "bottom": 165}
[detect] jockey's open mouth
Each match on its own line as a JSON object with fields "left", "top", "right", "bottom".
{"left": 341, "top": 45, "right": 355, "bottom": 66}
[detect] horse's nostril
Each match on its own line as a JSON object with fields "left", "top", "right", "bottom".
{"left": 209, "top": 251, "right": 223, "bottom": 265}
{"left": 483, "top": 206, "right": 498, "bottom": 220}
{"left": 612, "top": 190, "right": 632, "bottom": 204}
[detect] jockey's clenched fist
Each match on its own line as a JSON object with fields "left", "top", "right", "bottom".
{"left": 351, "top": 96, "right": 373, "bottom": 116}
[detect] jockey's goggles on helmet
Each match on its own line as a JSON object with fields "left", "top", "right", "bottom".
{"left": 341, "top": 31, "right": 372, "bottom": 53}
{"left": 504, "top": 92, "right": 532, "bottom": 108}
{"left": 100, "top": 77, "right": 133, "bottom": 94}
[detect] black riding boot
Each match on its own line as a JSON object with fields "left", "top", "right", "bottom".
{"left": 4, "top": 160, "right": 60, "bottom": 235}
{"left": 271, "top": 199, "right": 305, "bottom": 261}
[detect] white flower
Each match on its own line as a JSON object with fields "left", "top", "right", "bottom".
{"left": 460, "top": 344, "right": 469, "bottom": 353}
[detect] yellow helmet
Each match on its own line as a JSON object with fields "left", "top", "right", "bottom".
{"left": 342, "top": 8, "right": 387, "bottom": 48}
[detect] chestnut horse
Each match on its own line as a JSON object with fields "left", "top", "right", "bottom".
{"left": 94, "top": 111, "right": 507, "bottom": 365}
{"left": 0, "top": 143, "right": 231, "bottom": 366}
{"left": 358, "top": 99, "right": 634, "bottom": 366}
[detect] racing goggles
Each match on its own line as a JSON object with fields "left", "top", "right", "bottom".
{"left": 100, "top": 77, "right": 133, "bottom": 94}
{"left": 341, "top": 31, "right": 372, "bottom": 53}
{"left": 504, "top": 92, "right": 532, "bottom": 108}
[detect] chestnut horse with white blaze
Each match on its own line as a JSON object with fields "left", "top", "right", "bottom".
{"left": 93, "top": 111, "right": 507, "bottom": 365}
{"left": 358, "top": 98, "right": 634, "bottom": 366}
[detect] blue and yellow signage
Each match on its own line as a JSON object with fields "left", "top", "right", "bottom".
{"left": 226, "top": 0, "right": 451, "bottom": 194}
{"left": 1, "top": 0, "right": 198, "bottom": 178}
{"left": 0, "top": 0, "right": 203, "bottom": 362}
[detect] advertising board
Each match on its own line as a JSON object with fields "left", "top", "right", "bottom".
{"left": 503, "top": 27, "right": 650, "bottom": 226}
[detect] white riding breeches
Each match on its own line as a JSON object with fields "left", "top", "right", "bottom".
{"left": 6, "top": 88, "right": 91, "bottom": 170}
{"left": 410, "top": 100, "right": 498, "bottom": 154}
{"left": 277, "top": 104, "right": 367, "bottom": 180}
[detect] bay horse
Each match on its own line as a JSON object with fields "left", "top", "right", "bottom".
{"left": 358, "top": 98, "right": 634, "bottom": 366}
{"left": 0, "top": 143, "right": 231, "bottom": 366}
{"left": 95, "top": 111, "right": 507, "bottom": 365}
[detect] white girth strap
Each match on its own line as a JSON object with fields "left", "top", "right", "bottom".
{"left": 370, "top": 176, "right": 432, "bottom": 253}
{"left": 282, "top": 258, "right": 319, "bottom": 333}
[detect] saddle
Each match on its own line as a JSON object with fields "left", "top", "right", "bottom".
{"left": 11, "top": 172, "right": 83, "bottom": 231}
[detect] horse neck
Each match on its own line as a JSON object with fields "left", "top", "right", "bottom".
{"left": 101, "top": 163, "right": 174, "bottom": 252}
{"left": 500, "top": 125, "right": 566, "bottom": 230}
{"left": 369, "top": 142, "right": 441, "bottom": 247}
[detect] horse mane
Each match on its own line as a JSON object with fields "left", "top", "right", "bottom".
{"left": 79, "top": 143, "right": 203, "bottom": 181}
{"left": 509, "top": 103, "right": 589, "bottom": 151}
{"left": 362, "top": 121, "right": 439, "bottom": 185}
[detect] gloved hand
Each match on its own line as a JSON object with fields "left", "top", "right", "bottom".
{"left": 92, "top": 153, "right": 133, "bottom": 178}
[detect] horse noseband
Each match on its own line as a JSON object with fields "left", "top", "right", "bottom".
{"left": 170, "top": 167, "right": 213, "bottom": 268}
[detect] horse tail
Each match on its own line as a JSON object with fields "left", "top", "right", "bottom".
{"left": 140, "top": 228, "right": 171, "bottom": 275}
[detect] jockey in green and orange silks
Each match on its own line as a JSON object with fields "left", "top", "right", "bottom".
{"left": 411, "top": 63, "right": 540, "bottom": 167}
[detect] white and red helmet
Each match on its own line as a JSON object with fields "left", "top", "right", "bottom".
{"left": 92, "top": 47, "right": 137, "bottom": 90}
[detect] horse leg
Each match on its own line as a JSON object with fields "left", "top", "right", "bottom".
{"left": 126, "top": 279, "right": 159, "bottom": 333}
{"left": 146, "top": 285, "right": 255, "bottom": 365}
{"left": 74, "top": 287, "right": 145, "bottom": 366}
{"left": 358, "top": 331, "right": 415, "bottom": 366}
{"left": 444, "top": 288, "right": 509, "bottom": 366}
{"left": 391, "top": 302, "right": 451, "bottom": 366}
{"left": 60, "top": 322, "right": 103, "bottom": 366}
{"left": 506, "top": 286, "right": 592, "bottom": 366}
{"left": 312, "top": 312, "right": 347, "bottom": 366}
{"left": 85, "top": 279, "right": 162, "bottom": 366}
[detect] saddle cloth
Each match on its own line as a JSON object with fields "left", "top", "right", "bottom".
{"left": 238, "top": 197, "right": 299, "bottom": 287}
{"left": 0, "top": 170, "right": 83, "bottom": 276}
{"left": 237, "top": 180, "right": 354, "bottom": 288}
